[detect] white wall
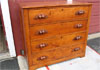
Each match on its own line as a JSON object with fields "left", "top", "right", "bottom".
{"left": 1, "top": 0, "right": 16, "bottom": 57}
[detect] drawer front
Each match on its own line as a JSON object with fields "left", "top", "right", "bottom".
{"left": 31, "top": 32, "right": 86, "bottom": 53}
{"left": 30, "top": 20, "right": 87, "bottom": 40}
{"left": 29, "top": 6, "right": 89, "bottom": 25}
{"left": 32, "top": 43, "right": 85, "bottom": 65}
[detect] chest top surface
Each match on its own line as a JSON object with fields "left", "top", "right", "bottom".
{"left": 19, "top": 1, "right": 92, "bottom": 9}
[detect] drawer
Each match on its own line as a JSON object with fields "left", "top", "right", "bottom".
{"left": 32, "top": 43, "right": 85, "bottom": 65}
{"left": 29, "top": 6, "right": 89, "bottom": 25}
{"left": 31, "top": 32, "right": 86, "bottom": 53}
{"left": 30, "top": 20, "right": 87, "bottom": 40}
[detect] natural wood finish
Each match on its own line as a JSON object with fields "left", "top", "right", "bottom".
{"left": 19, "top": 1, "right": 92, "bottom": 9}
{"left": 30, "top": 52, "right": 85, "bottom": 70}
{"left": 80, "top": 5, "right": 92, "bottom": 59}
{"left": 84, "top": 5, "right": 92, "bottom": 53}
{"left": 32, "top": 43, "right": 85, "bottom": 65}
{"left": 22, "top": 9, "right": 33, "bottom": 66}
{"left": 30, "top": 20, "right": 87, "bottom": 40}
{"left": 19, "top": 1, "right": 92, "bottom": 70}
{"left": 31, "top": 31, "right": 86, "bottom": 53}
{"left": 29, "top": 6, "right": 89, "bottom": 25}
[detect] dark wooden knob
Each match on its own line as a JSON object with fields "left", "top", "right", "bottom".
{"left": 35, "top": 14, "right": 48, "bottom": 19}
{"left": 75, "top": 24, "right": 83, "bottom": 28}
{"left": 37, "top": 43, "right": 48, "bottom": 48}
{"left": 37, "top": 30, "right": 47, "bottom": 35}
{"left": 37, "top": 56, "right": 48, "bottom": 61}
{"left": 74, "top": 36, "right": 82, "bottom": 40}
{"left": 76, "top": 10, "right": 85, "bottom": 15}
{"left": 73, "top": 48, "right": 80, "bottom": 51}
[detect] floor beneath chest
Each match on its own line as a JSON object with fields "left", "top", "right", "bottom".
{"left": 18, "top": 46, "right": 100, "bottom": 70}
{"left": 87, "top": 37, "right": 100, "bottom": 54}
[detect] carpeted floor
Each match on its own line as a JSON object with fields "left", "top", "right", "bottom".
{"left": 0, "top": 58, "right": 19, "bottom": 70}
{"left": 87, "top": 37, "right": 100, "bottom": 54}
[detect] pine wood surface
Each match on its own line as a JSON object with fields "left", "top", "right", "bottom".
{"left": 32, "top": 43, "right": 85, "bottom": 65}
{"left": 31, "top": 31, "right": 86, "bottom": 53}
{"left": 30, "top": 20, "right": 87, "bottom": 40}
{"left": 19, "top": 1, "right": 92, "bottom": 70}
{"left": 29, "top": 6, "right": 89, "bottom": 25}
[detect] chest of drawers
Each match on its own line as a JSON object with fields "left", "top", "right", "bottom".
{"left": 19, "top": 1, "right": 92, "bottom": 70}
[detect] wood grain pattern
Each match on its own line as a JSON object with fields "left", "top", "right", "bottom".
{"left": 8, "top": 0, "right": 96, "bottom": 56}
{"left": 83, "top": 5, "right": 92, "bottom": 60}
{"left": 29, "top": 6, "right": 89, "bottom": 25}
{"left": 8, "top": 0, "right": 66, "bottom": 56}
{"left": 19, "top": 1, "right": 92, "bottom": 70}
{"left": 74, "top": 0, "right": 100, "bottom": 34}
{"left": 22, "top": 9, "right": 33, "bottom": 66}
{"left": 31, "top": 31, "right": 86, "bottom": 53}
{"left": 30, "top": 51, "right": 85, "bottom": 70}
{"left": 19, "top": 1, "right": 92, "bottom": 9}
{"left": 30, "top": 20, "right": 87, "bottom": 40}
{"left": 32, "top": 43, "right": 85, "bottom": 65}
{"left": 20, "top": 0, "right": 66, "bottom": 2}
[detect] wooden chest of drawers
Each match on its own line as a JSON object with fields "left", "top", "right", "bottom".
{"left": 19, "top": 1, "right": 92, "bottom": 70}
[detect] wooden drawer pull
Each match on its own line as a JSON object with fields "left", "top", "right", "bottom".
{"left": 37, "top": 30, "right": 48, "bottom": 35}
{"left": 37, "top": 43, "right": 48, "bottom": 48}
{"left": 73, "top": 48, "right": 80, "bottom": 51}
{"left": 37, "top": 56, "right": 48, "bottom": 61}
{"left": 75, "top": 24, "right": 83, "bottom": 28}
{"left": 74, "top": 36, "right": 82, "bottom": 40}
{"left": 76, "top": 10, "right": 85, "bottom": 15}
{"left": 35, "top": 14, "right": 48, "bottom": 19}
